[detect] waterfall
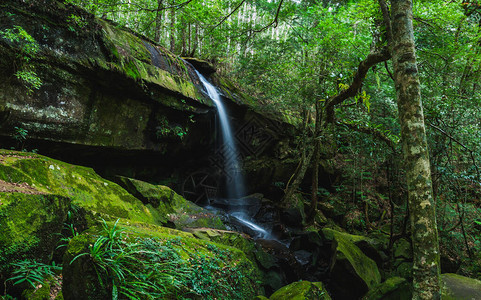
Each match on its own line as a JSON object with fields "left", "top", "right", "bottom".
{"left": 196, "top": 70, "right": 271, "bottom": 239}
{"left": 196, "top": 71, "right": 246, "bottom": 199}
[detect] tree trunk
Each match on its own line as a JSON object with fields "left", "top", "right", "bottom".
{"left": 169, "top": 2, "right": 175, "bottom": 52}
{"left": 154, "top": 0, "right": 164, "bottom": 43}
{"left": 307, "top": 101, "right": 321, "bottom": 223}
{"left": 390, "top": 1, "right": 441, "bottom": 298}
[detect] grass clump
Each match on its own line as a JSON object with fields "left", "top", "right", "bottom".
{"left": 70, "top": 219, "right": 260, "bottom": 299}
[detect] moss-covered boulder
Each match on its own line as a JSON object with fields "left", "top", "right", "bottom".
{"left": 362, "top": 277, "right": 412, "bottom": 300}
{"left": 441, "top": 273, "right": 481, "bottom": 299}
{"left": 115, "top": 176, "right": 225, "bottom": 229}
{"left": 269, "top": 281, "right": 331, "bottom": 300}
{"left": 0, "top": 149, "right": 227, "bottom": 285}
{"left": 322, "top": 228, "right": 381, "bottom": 299}
{"left": 63, "top": 220, "right": 262, "bottom": 300}
{"left": 184, "top": 227, "right": 289, "bottom": 295}
{"left": 0, "top": 150, "right": 163, "bottom": 226}
{"left": 0, "top": 192, "right": 70, "bottom": 272}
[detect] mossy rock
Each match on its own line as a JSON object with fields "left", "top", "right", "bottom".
{"left": 392, "top": 261, "right": 412, "bottom": 280}
{"left": 22, "top": 275, "right": 63, "bottom": 300}
{"left": 0, "top": 192, "right": 70, "bottom": 272}
{"left": 269, "top": 281, "right": 331, "bottom": 300}
{"left": 393, "top": 238, "right": 412, "bottom": 259}
{"left": 322, "top": 228, "right": 381, "bottom": 299}
{"left": 362, "top": 277, "right": 412, "bottom": 300}
{"left": 184, "top": 227, "right": 280, "bottom": 294}
{"left": 281, "top": 193, "right": 306, "bottom": 227}
{"left": 63, "top": 221, "right": 262, "bottom": 300}
{"left": 0, "top": 150, "right": 164, "bottom": 227}
{"left": 441, "top": 273, "right": 481, "bottom": 299}
{"left": 115, "top": 176, "right": 225, "bottom": 230}
{"left": 185, "top": 228, "right": 254, "bottom": 253}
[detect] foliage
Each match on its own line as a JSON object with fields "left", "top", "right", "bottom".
{"left": 11, "top": 126, "right": 28, "bottom": 151}
{"left": 186, "top": 244, "right": 254, "bottom": 299}
{"left": 0, "top": 26, "right": 39, "bottom": 58}
{"left": 5, "top": 260, "right": 61, "bottom": 290}
{"left": 0, "top": 25, "right": 42, "bottom": 94}
{"left": 71, "top": 220, "right": 257, "bottom": 299}
{"left": 155, "top": 117, "right": 188, "bottom": 140}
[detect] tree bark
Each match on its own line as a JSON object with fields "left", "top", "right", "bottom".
{"left": 169, "top": 2, "right": 175, "bottom": 52}
{"left": 390, "top": 1, "right": 441, "bottom": 298}
{"left": 307, "top": 100, "right": 321, "bottom": 223}
{"left": 154, "top": 0, "right": 164, "bottom": 43}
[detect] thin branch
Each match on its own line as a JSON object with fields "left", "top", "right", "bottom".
{"left": 251, "top": 0, "right": 285, "bottom": 33}
{"left": 211, "top": 0, "right": 248, "bottom": 32}
{"left": 378, "top": 0, "right": 392, "bottom": 45}
{"left": 428, "top": 122, "right": 481, "bottom": 181}
{"left": 336, "top": 121, "right": 397, "bottom": 151}
{"left": 384, "top": 60, "right": 394, "bottom": 80}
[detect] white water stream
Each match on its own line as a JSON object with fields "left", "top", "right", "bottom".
{"left": 196, "top": 71, "right": 270, "bottom": 239}
{"left": 196, "top": 71, "right": 245, "bottom": 199}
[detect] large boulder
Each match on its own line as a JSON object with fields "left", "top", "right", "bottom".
{"left": 115, "top": 176, "right": 225, "bottom": 229}
{"left": 0, "top": 192, "right": 70, "bottom": 272}
{"left": 441, "top": 273, "right": 481, "bottom": 299}
{"left": 322, "top": 228, "right": 382, "bottom": 299}
{"left": 269, "top": 281, "right": 331, "bottom": 300}
{"left": 0, "top": 150, "right": 226, "bottom": 284}
{"left": 0, "top": 150, "right": 164, "bottom": 226}
{"left": 362, "top": 277, "right": 412, "bottom": 300}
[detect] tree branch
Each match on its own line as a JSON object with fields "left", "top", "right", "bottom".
{"left": 325, "top": 48, "right": 391, "bottom": 113}
{"left": 211, "top": 0, "right": 247, "bottom": 31}
{"left": 336, "top": 121, "right": 397, "bottom": 151}
{"left": 251, "top": 0, "right": 285, "bottom": 33}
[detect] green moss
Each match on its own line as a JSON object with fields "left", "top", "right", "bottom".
{"left": 0, "top": 192, "right": 70, "bottom": 271}
{"left": 22, "top": 276, "right": 62, "bottom": 300}
{"left": 116, "top": 176, "right": 226, "bottom": 230}
{"left": 322, "top": 228, "right": 381, "bottom": 289}
{"left": 63, "top": 222, "right": 262, "bottom": 299}
{"left": 0, "top": 150, "right": 163, "bottom": 226}
{"left": 363, "top": 277, "right": 412, "bottom": 300}
{"left": 270, "top": 281, "right": 331, "bottom": 300}
{"left": 441, "top": 273, "right": 481, "bottom": 300}
{"left": 322, "top": 227, "right": 369, "bottom": 244}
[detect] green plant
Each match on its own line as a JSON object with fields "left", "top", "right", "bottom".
{"left": 155, "top": 117, "right": 188, "bottom": 140}
{"left": 0, "top": 26, "right": 39, "bottom": 58}
{"left": 71, "top": 220, "right": 192, "bottom": 299}
{"left": 14, "top": 70, "right": 42, "bottom": 92}
{"left": 5, "top": 260, "right": 61, "bottom": 290}
{"left": 0, "top": 26, "right": 42, "bottom": 94}
{"left": 12, "top": 126, "right": 28, "bottom": 151}
{"left": 67, "top": 14, "right": 88, "bottom": 32}
{"left": 185, "top": 244, "right": 257, "bottom": 299}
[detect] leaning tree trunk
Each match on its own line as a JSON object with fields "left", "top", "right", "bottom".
{"left": 390, "top": 0, "right": 441, "bottom": 298}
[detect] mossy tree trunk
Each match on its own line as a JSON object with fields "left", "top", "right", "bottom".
{"left": 390, "top": 0, "right": 441, "bottom": 298}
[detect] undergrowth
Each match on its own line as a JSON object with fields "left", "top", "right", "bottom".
{"left": 72, "top": 220, "right": 258, "bottom": 299}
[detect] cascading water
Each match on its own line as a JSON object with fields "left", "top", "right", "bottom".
{"left": 196, "top": 71, "right": 245, "bottom": 199}
{"left": 196, "top": 71, "right": 270, "bottom": 239}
